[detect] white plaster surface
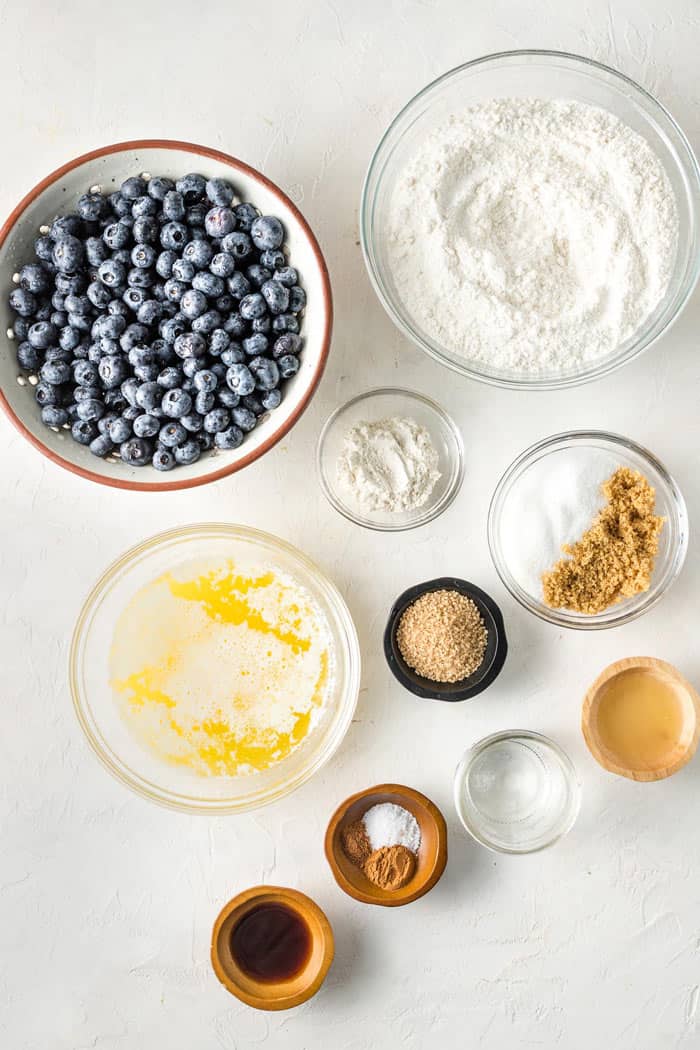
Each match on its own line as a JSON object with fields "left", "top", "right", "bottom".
{"left": 2, "top": 2, "right": 700, "bottom": 1047}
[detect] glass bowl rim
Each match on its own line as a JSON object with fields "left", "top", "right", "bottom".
{"left": 316, "top": 386, "right": 465, "bottom": 532}
{"left": 487, "top": 429, "right": 689, "bottom": 630}
{"left": 360, "top": 49, "right": 700, "bottom": 391}
{"left": 69, "top": 522, "right": 361, "bottom": 813}
{"left": 453, "top": 729, "right": 582, "bottom": 854}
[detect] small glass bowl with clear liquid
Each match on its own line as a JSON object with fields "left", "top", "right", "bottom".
{"left": 453, "top": 731, "right": 580, "bottom": 854}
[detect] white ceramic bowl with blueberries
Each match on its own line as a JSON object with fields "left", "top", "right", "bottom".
{"left": 0, "top": 139, "right": 332, "bottom": 490}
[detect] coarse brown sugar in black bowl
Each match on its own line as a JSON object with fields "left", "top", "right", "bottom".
{"left": 383, "top": 577, "right": 507, "bottom": 701}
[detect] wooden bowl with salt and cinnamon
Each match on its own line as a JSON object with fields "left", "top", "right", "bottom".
{"left": 325, "top": 784, "right": 447, "bottom": 907}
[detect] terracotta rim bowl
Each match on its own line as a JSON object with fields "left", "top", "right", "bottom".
{"left": 325, "top": 783, "right": 447, "bottom": 906}
{"left": 582, "top": 657, "right": 700, "bottom": 781}
{"left": 0, "top": 139, "right": 332, "bottom": 490}
{"left": 211, "top": 886, "right": 334, "bottom": 1011}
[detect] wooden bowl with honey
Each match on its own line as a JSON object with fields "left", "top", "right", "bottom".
{"left": 324, "top": 783, "right": 447, "bottom": 907}
{"left": 211, "top": 886, "right": 334, "bottom": 1010}
{"left": 582, "top": 657, "right": 700, "bottom": 781}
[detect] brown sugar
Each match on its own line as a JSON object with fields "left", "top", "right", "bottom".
{"left": 396, "top": 589, "right": 488, "bottom": 683}
{"left": 340, "top": 819, "right": 372, "bottom": 867}
{"left": 363, "top": 845, "right": 416, "bottom": 890}
{"left": 542, "top": 467, "right": 665, "bottom": 615}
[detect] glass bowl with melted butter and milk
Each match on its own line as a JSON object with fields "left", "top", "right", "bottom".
{"left": 70, "top": 524, "right": 360, "bottom": 813}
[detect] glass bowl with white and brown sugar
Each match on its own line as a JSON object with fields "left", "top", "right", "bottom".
{"left": 383, "top": 577, "right": 508, "bottom": 701}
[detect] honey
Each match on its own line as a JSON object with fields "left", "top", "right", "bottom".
{"left": 595, "top": 668, "right": 686, "bottom": 771}
{"left": 109, "top": 557, "right": 333, "bottom": 777}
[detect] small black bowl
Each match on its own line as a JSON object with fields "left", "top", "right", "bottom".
{"left": 384, "top": 577, "right": 508, "bottom": 701}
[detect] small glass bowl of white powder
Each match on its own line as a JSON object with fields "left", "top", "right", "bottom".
{"left": 317, "top": 388, "right": 464, "bottom": 531}
{"left": 362, "top": 51, "right": 700, "bottom": 389}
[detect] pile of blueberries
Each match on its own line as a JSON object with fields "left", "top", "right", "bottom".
{"left": 8, "top": 172, "right": 305, "bottom": 471}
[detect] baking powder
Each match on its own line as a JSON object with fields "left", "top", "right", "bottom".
{"left": 337, "top": 415, "right": 441, "bottom": 512}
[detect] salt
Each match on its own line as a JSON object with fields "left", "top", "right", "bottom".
{"left": 362, "top": 802, "right": 421, "bottom": 853}
{"left": 499, "top": 447, "right": 619, "bottom": 598}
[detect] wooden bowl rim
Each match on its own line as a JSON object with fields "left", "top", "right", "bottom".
{"left": 324, "top": 782, "right": 448, "bottom": 907}
{"left": 210, "top": 885, "right": 334, "bottom": 1011}
{"left": 581, "top": 656, "right": 700, "bottom": 782}
{"left": 0, "top": 138, "right": 332, "bottom": 492}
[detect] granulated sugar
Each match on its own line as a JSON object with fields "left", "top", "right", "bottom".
{"left": 387, "top": 99, "right": 679, "bottom": 375}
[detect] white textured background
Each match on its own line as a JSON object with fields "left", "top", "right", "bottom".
{"left": 2, "top": 2, "right": 700, "bottom": 1047}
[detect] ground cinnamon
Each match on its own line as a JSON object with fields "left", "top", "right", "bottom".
{"left": 341, "top": 819, "right": 372, "bottom": 866}
{"left": 363, "top": 845, "right": 416, "bottom": 890}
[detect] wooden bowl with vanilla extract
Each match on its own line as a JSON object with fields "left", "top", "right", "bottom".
{"left": 582, "top": 657, "right": 700, "bottom": 781}
{"left": 324, "top": 783, "right": 448, "bottom": 907}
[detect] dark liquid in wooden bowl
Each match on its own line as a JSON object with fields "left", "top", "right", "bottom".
{"left": 231, "top": 902, "right": 312, "bottom": 982}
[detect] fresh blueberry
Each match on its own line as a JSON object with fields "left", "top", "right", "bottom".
{"left": 161, "top": 388, "right": 192, "bottom": 418}
{"left": 76, "top": 397, "right": 105, "bottom": 422}
{"left": 176, "top": 173, "right": 206, "bottom": 203}
{"left": 180, "top": 289, "right": 207, "bottom": 320}
{"left": 208, "top": 329, "right": 230, "bottom": 356}
{"left": 123, "top": 287, "right": 147, "bottom": 312}
{"left": 98, "top": 412, "right": 118, "bottom": 435}
{"left": 206, "top": 178, "right": 235, "bottom": 206}
{"left": 9, "top": 288, "right": 37, "bottom": 317}
{"left": 174, "top": 439, "right": 201, "bottom": 464}
{"left": 98, "top": 259, "right": 126, "bottom": 288}
{"left": 157, "top": 365, "right": 182, "bottom": 389}
{"left": 226, "top": 362, "right": 255, "bottom": 396}
{"left": 59, "top": 326, "right": 81, "bottom": 353}
{"left": 77, "top": 192, "right": 107, "bottom": 221}
{"left": 180, "top": 412, "right": 203, "bottom": 433}
{"left": 19, "top": 263, "right": 50, "bottom": 295}
{"left": 98, "top": 354, "right": 128, "bottom": 388}
{"left": 239, "top": 292, "right": 267, "bottom": 320}
{"left": 28, "top": 321, "right": 57, "bottom": 349}
{"left": 289, "top": 286, "right": 306, "bottom": 313}
{"left": 181, "top": 357, "right": 199, "bottom": 378}
{"left": 260, "top": 249, "right": 286, "bottom": 271}
{"left": 159, "top": 421, "right": 187, "bottom": 447}
{"left": 41, "top": 405, "right": 69, "bottom": 427}
{"left": 248, "top": 356, "right": 280, "bottom": 391}
{"left": 16, "top": 342, "right": 43, "bottom": 371}
{"left": 134, "top": 362, "right": 159, "bottom": 382}
{"left": 133, "top": 216, "right": 158, "bottom": 245}
{"left": 221, "top": 343, "right": 245, "bottom": 366}
{"left": 194, "top": 390, "right": 215, "bottom": 415}
{"left": 198, "top": 431, "right": 214, "bottom": 451}
{"left": 103, "top": 222, "right": 131, "bottom": 250}
{"left": 273, "top": 332, "right": 302, "bottom": 358}
{"left": 120, "top": 436, "right": 152, "bottom": 466}
{"left": 121, "top": 377, "right": 141, "bottom": 406}
{"left": 35, "top": 382, "right": 61, "bottom": 407}
{"left": 217, "top": 387, "right": 239, "bottom": 409}
{"left": 234, "top": 202, "right": 259, "bottom": 232}
{"left": 108, "top": 417, "right": 132, "bottom": 443}
{"left": 183, "top": 239, "right": 213, "bottom": 269}
{"left": 242, "top": 333, "right": 268, "bottom": 357}
{"left": 137, "top": 300, "right": 162, "bottom": 326}
{"left": 203, "top": 407, "right": 230, "bottom": 433}
{"left": 85, "top": 281, "right": 111, "bottom": 310}
{"left": 162, "top": 190, "right": 186, "bottom": 221}
{"left": 278, "top": 354, "right": 300, "bottom": 379}
{"left": 103, "top": 391, "right": 127, "bottom": 412}
{"left": 13, "top": 317, "right": 30, "bottom": 340}
{"left": 156, "top": 250, "right": 177, "bottom": 278}
{"left": 191, "top": 309, "right": 221, "bottom": 335}
{"left": 109, "top": 192, "right": 131, "bottom": 218}
{"left": 160, "top": 315, "right": 187, "bottom": 345}
{"left": 225, "top": 272, "right": 251, "bottom": 300}
{"left": 204, "top": 206, "right": 235, "bottom": 239}
{"left": 152, "top": 447, "right": 175, "bottom": 471}
{"left": 148, "top": 176, "right": 174, "bottom": 200}
{"left": 127, "top": 266, "right": 154, "bottom": 289}
{"left": 103, "top": 309, "right": 128, "bottom": 333}
{"left": 231, "top": 406, "right": 257, "bottom": 432}
{"left": 135, "top": 382, "right": 161, "bottom": 412}
{"left": 133, "top": 413, "right": 160, "bottom": 438}
{"left": 68, "top": 312, "right": 92, "bottom": 333}
{"left": 174, "top": 331, "right": 206, "bottom": 359}
{"left": 222, "top": 231, "right": 253, "bottom": 261}
{"left": 72, "top": 419, "right": 98, "bottom": 445}
{"left": 251, "top": 215, "right": 284, "bottom": 251}
{"left": 55, "top": 272, "right": 85, "bottom": 296}
{"left": 164, "top": 278, "right": 188, "bottom": 303}
{"left": 40, "top": 360, "right": 71, "bottom": 385}
{"left": 223, "top": 313, "right": 247, "bottom": 338}
{"left": 261, "top": 279, "right": 290, "bottom": 314}
{"left": 132, "top": 195, "right": 157, "bottom": 219}
{"left": 35, "top": 303, "right": 53, "bottom": 322}
{"left": 49, "top": 214, "right": 82, "bottom": 241}
{"left": 160, "top": 221, "right": 189, "bottom": 251}
{"left": 45, "top": 346, "right": 73, "bottom": 364}
{"left": 131, "top": 243, "right": 156, "bottom": 268}
{"left": 34, "top": 235, "right": 54, "bottom": 262}
{"left": 246, "top": 264, "right": 272, "bottom": 289}
{"left": 85, "top": 235, "right": 109, "bottom": 267}
{"left": 273, "top": 266, "right": 298, "bottom": 288}
{"left": 64, "top": 293, "right": 91, "bottom": 317}
{"left": 215, "top": 294, "right": 235, "bottom": 314}
{"left": 214, "top": 425, "right": 244, "bottom": 450}
{"left": 122, "top": 404, "right": 141, "bottom": 422}
{"left": 89, "top": 433, "right": 114, "bottom": 457}
{"left": 121, "top": 176, "right": 147, "bottom": 200}
{"left": 261, "top": 388, "right": 282, "bottom": 411}
{"left": 192, "top": 368, "right": 217, "bottom": 393}
{"left": 272, "top": 313, "right": 300, "bottom": 334}
{"left": 128, "top": 345, "right": 154, "bottom": 369}
{"left": 172, "top": 258, "right": 195, "bottom": 282}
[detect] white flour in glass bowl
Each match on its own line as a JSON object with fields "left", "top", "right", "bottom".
{"left": 386, "top": 98, "right": 679, "bottom": 375}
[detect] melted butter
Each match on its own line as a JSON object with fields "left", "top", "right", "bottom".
{"left": 596, "top": 668, "right": 686, "bottom": 770}
{"left": 110, "top": 560, "right": 331, "bottom": 777}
